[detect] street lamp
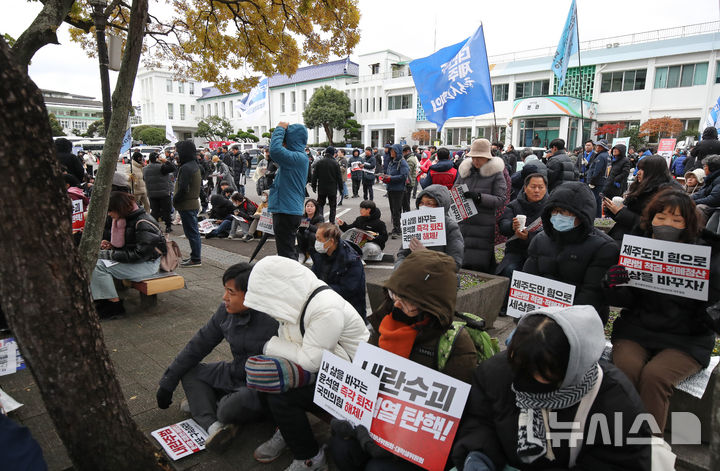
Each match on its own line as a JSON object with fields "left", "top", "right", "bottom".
{"left": 89, "top": 0, "right": 112, "bottom": 134}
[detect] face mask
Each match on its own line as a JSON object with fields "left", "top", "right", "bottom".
{"left": 550, "top": 213, "right": 576, "bottom": 232}
{"left": 314, "top": 240, "right": 328, "bottom": 254}
{"left": 261, "top": 196, "right": 267, "bottom": 202}
{"left": 652, "top": 224, "right": 684, "bottom": 242}
{"left": 513, "top": 373, "right": 559, "bottom": 394}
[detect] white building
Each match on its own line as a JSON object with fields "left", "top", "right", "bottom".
{"left": 42, "top": 89, "right": 103, "bottom": 135}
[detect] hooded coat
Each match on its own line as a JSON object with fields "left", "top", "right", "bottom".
{"left": 692, "top": 167, "right": 720, "bottom": 207}
{"left": 143, "top": 161, "right": 176, "bottom": 198}
{"left": 394, "top": 185, "right": 464, "bottom": 270}
{"left": 311, "top": 240, "right": 367, "bottom": 319}
{"left": 243, "top": 256, "right": 369, "bottom": 372}
{"left": 173, "top": 142, "right": 202, "bottom": 211}
{"left": 348, "top": 152, "right": 363, "bottom": 182}
{"left": 338, "top": 207, "right": 388, "bottom": 249}
{"left": 602, "top": 144, "right": 632, "bottom": 198}
{"left": 420, "top": 159, "right": 457, "bottom": 189}
{"left": 452, "top": 306, "right": 651, "bottom": 471}
{"left": 455, "top": 156, "right": 507, "bottom": 272}
{"left": 372, "top": 251, "right": 477, "bottom": 383}
{"left": 497, "top": 188, "right": 548, "bottom": 257}
{"left": 688, "top": 126, "right": 720, "bottom": 171}
{"left": 684, "top": 169, "right": 705, "bottom": 195}
{"left": 268, "top": 125, "right": 309, "bottom": 215}
{"left": 362, "top": 153, "right": 377, "bottom": 183}
{"left": 101, "top": 208, "right": 166, "bottom": 263}
{"left": 129, "top": 159, "right": 148, "bottom": 195}
{"left": 523, "top": 182, "right": 619, "bottom": 324}
{"left": 384, "top": 144, "right": 410, "bottom": 192}
{"left": 312, "top": 154, "right": 343, "bottom": 195}
{"left": 56, "top": 138, "right": 85, "bottom": 182}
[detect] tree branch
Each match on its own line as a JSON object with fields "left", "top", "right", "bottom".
{"left": 11, "top": 0, "right": 76, "bottom": 70}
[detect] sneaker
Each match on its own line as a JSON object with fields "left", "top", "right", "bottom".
{"left": 205, "top": 421, "right": 237, "bottom": 453}
{"left": 284, "top": 447, "right": 327, "bottom": 471}
{"left": 254, "top": 429, "right": 287, "bottom": 463}
{"left": 242, "top": 234, "right": 254, "bottom": 242}
{"left": 180, "top": 399, "right": 191, "bottom": 413}
{"left": 96, "top": 299, "right": 125, "bottom": 320}
{"left": 180, "top": 259, "right": 202, "bottom": 268}
{"left": 391, "top": 233, "right": 399, "bottom": 239}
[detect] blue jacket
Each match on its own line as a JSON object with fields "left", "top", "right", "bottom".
{"left": 671, "top": 155, "right": 687, "bottom": 176}
{"left": 384, "top": 144, "right": 409, "bottom": 192}
{"left": 693, "top": 168, "right": 720, "bottom": 207}
{"left": 311, "top": 240, "right": 367, "bottom": 319}
{"left": 268, "top": 125, "right": 309, "bottom": 215}
{"left": 587, "top": 150, "right": 609, "bottom": 187}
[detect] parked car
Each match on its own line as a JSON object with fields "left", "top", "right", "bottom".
{"left": 120, "top": 145, "right": 163, "bottom": 162}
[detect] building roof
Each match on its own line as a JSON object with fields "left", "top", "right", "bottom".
{"left": 199, "top": 86, "right": 247, "bottom": 100}
{"left": 268, "top": 59, "right": 359, "bottom": 87}
{"left": 41, "top": 89, "right": 97, "bottom": 101}
{"left": 43, "top": 96, "right": 103, "bottom": 108}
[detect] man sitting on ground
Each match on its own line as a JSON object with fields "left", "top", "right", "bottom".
{"left": 336, "top": 200, "right": 388, "bottom": 261}
{"left": 156, "top": 263, "right": 278, "bottom": 452}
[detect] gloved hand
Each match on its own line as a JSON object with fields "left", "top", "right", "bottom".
{"left": 330, "top": 418, "right": 356, "bottom": 439}
{"left": 98, "top": 249, "right": 113, "bottom": 260}
{"left": 382, "top": 175, "right": 391, "bottom": 184}
{"left": 356, "top": 425, "right": 392, "bottom": 459}
{"left": 463, "top": 191, "right": 481, "bottom": 203}
{"left": 156, "top": 387, "right": 173, "bottom": 409}
{"left": 605, "top": 264, "right": 629, "bottom": 288}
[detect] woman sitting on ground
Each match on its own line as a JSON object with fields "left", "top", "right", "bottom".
{"left": 296, "top": 198, "right": 324, "bottom": 264}
{"left": 91, "top": 192, "right": 166, "bottom": 318}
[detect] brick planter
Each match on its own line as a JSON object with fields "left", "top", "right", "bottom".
{"left": 365, "top": 268, "right": 510, "bottom": 329}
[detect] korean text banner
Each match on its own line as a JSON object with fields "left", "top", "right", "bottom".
{"left": 552, "top": 0, "right": 578, "bottom": 90}
{"left": 409, "top": 25, "right": 494, "bottom": 131}
{"left": 401, "top": 206, "right": 447, "bottom": 249}
{"left": 507, "top": 271, "right": 575, "bottom": 318}
{"left": 619, "top": 235, "right": 711, "bottom": 301}
{"left": 151, "top": 419, "right": 208, "bottom": 460}
{"left": 448, "top": 184, "right": 478, "bottom": 223}
{"left": 353, "top": 343, "right": 471, "bottom": 471}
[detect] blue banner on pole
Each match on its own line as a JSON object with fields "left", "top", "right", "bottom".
{"left": 705, "top": 95, "right": 720, "bottom": 131}
{"left": 552, "top": 0, "right": 578, "bottom": 90}
{"left": 409, "top": 25, "right": 494, "bottom": 132}
{"left": 120, "top": 127, "right": 132, "bottom": 154}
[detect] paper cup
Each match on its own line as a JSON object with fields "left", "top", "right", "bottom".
{"left": 516, "top": 215, "right": 527, "bottom": 231}
{"left": 612, "top": 197, "right": 624, "bottom": 207}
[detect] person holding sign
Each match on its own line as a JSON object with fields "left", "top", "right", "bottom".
{"left": 456, "top": 138, "right": 507, "bottom": 273}
{"left": 395, "top": 184, "right": 464, "bottom": 271}
{"left": 337, "top": 199, "right": 389, "bottom": 261}
{"left": 452, "top": 305, "right": 651, "bottom": 470}
{"left": 329, "top": 250, "right": 478, "bottom": 470}
{"left": 523, "top": 182, "right": 618, "bottom": 324}
{"left": 604, "top": 189, "right": 719, "bottom": 432}
{"left": 296, "top": 199, "right": 324, "bottom": 264}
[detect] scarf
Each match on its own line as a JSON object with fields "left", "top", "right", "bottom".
{"left": 512, "top": 364, "right": 599, "bottom": 464}
{"left": 378, "top": 312, "right": 428, "bottom": 358}
{"left": 110, "top": 203, "right": 139, "bottom": 248}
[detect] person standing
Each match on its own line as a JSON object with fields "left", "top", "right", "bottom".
{"left": 575, "top": 140, "right": 595, "bottom": 183}
{"left": 174, "top": 140, "right": 203, "bottom": 267}
{"left": 128, "top": 151, "right": 151, "bottom": 210}
{"left": 587, "top": 139, "right": 610, "bottom": 218}
{"left": 337, "top": 149, "right": 350, "bottom": 206}
{"left": 380, "top": 144, "right": 409, "bottom": 238}
{"left": 348, "top": 148, "right": 364, "bottom": 198}
{"left": 143, "top": 152, "right": 177, "bottom": 233}
{"left": 55, "top": 137, "right": 85, "bottom": 182}
{"left": 361, "top": 147, "right": 376, "bottom": 201}
{"left": 268, "top": 122, "right": 309, "bottom": 260}
{"left": 402, "top": 145, "right": 418, "bottom": 212}
{"left": 312, "top": 146, "right": 343, "bottom": 224}
{"left": 545, "top": 138, "right": 577, "bottom": 192}
{"left": 602, "top": 143, "right": 632, "bottom": 198}
{"left": 686, "top": 126, "right": 720, "bottom": 172}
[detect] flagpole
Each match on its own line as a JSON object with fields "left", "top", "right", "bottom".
{"left": 480, "top": 22, "right": 499, "bottom": 142}
{"left": 575, "top": 0, "right": 585, "bottom": 145}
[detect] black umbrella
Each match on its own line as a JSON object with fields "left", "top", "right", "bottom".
{"left": 248, "top": 232, "right": 270, "bottom": 262}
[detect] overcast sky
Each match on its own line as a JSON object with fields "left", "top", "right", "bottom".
{"left": 1, "top": 0, "right": 718, "bottom": 100}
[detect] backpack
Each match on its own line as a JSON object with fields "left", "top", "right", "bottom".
{"left": 299, "top": 285, "right": 331, "bottom": 336}
{"left": 437, "top": 312, "right": 499, "bottom": 371}
{"left": 135, "top": 219, "right": 180, "bottom": 272}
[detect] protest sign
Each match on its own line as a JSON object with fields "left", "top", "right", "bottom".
{"left": 507, "top": 271, "right": 575, "bottom": 318}
{"left": 448, "top": 184, "right": 478, "bottom": 223}
{"left": 71, "top": 199, "right": 85, "bottom": 233}
{"left": 0, "top": 387, "right": 23, "bottom": 413}
{"left": 198, "top": 219, "right": 218, "bottom": 235}
{"left": 151, "top": 419, "right": 208, "bottom": 460}
{"left": 353, "top": 343, "right": 471, "bottom": 471}
{"left": 341, "top": 228, "right": 377, "bottom": 247}
{"left": 0, "top": 338, "right": 17, "bottom": 376}
{"left": 657, "top": 138, "right": 677, "bottom": 167}
{"left": 401, "top": 207, "right": 446, "bottom": 249}
{"left": 258, "top": 210, "right": 274, "bottom": 235}
{"left": 313, "top": 350, "right": 380, "bottom": 430}
{"left": 612, "top": 137, "right": 630, "bottom": 150}
{"left": 619, "top": 234, "right": 711, "bottom": 300}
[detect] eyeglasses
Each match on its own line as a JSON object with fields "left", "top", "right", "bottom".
{"left": 388, "top": 290, "right": 419, "bottom": 314}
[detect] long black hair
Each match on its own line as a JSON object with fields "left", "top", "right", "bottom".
{"left": 626, "top": 155, "right": 672, "bottom": 203}
{"left": 640, "top": 189, "right": 700, "bottom": 243}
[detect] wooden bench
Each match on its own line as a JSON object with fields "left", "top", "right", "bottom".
{"left": 122, "top": 273, "right": 185, "bottom": 308}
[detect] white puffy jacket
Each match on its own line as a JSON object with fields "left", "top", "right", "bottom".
{"left": 244, "top": 255, "right": 369, "bottom": 372}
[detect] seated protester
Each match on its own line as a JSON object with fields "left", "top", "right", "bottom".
{"left": 452, "top": 305, "right": 651, "bottom": 471}
{"left": 603, "top": 189, "right": 719, "bottom": 433}
{"left": 684, "top": 169, "right": 705, "bottom": 196}
{"left": 311, "top": 223, "right": 366, "bottom": 319}
{"left": 337, "top": 199, "right": 389, "bottom": 261}
{"left": 242, "top": 190, "right": 269, "bottom": 242}
{"left": 603, "top": 155, "right": 679, "bottom": 243}
{"left": 243, "top": 256, "right": 369, "bottom": 470}
{"left": 395, "top": 184, "right": 464, "bottom": 271}
{"left": 65, "top": 174, "right": 89, "bottom": 245}
{"left": 205, "top": 185, "right": 237, "bottom": 239}
{"left": 692, "top": 154, "right": 720, "bottom": 209}
{"left": 523, "top": 182, "right": 618, "bottom": 324}
{"left": 496, "top": 173, "right": 548, "bottom": 278}
{"left": 228, "top": 192, "right": 259, "bottom": 239}
{"left": 420, "top": 147, "right": 458, "bottom": 190}
{"left": 329, "top": 251, "right": 477, "bottom": 471}
{"left": 296, "top": 199, "right": 324, "bottom": 264}
{"left": 155, "top": 263, "right": 278, "bottom": 452}
{"left": 509, "top": 162, "right": 544, "bottom": 201}
{"left": 91, "top": 192, "right": 166, "bottom": 318}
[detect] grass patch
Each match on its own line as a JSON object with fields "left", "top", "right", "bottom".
{"left": 459, "top": 272, "right": 487, "bottom": 291}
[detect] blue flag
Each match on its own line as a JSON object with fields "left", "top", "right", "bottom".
{"left": 120, "top": 127, "right": 132, "bottom": 154}
{"left": 705, "top": 95, "right": 720, "bottom": 131}
{"left": 552, "top": 0, "right": 578, "bottom": 90}
{"left": 409, "top": 25, "right": 494, "bottom": 132}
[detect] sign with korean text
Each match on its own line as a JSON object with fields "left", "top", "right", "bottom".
{"left": 619, "top": 235, "right": 711, "bottom": 300}
{"left": 198, "top": 219, "right": 218, "bottom": 235}
{"left": 151, "top": 419, "right": 208, "bottom": 460}
{"left": 313, "top": 350, "right": 380, "bottom": 430}
{"left": 401, "top": 207, "right": 446, "bottom": 249}
{"left": 448, "top": 184, "right": 478, "bottom": 223}
{"left": 507, "top": 271, "right": 576, "bottom": 318}
{"left": 258, "top": 210, "right": 274, "bottom": 235}
{"left": 0, "top": 338, "right": 17, "bottom": 376}
{"left": 657, "top": 138, "right": 677, "bottom": 167}
{"left": 353, "top": 343, "right": 471, "bottom": 471}
{"left": 341, "top": 228, "right": 376, "bottom": 248}
{"left": 71, "top": 199, "right": 85, "bottom": 233}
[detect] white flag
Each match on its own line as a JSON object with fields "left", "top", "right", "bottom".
{"left": 165, "top": 119, "right": 178, "bottom": 145}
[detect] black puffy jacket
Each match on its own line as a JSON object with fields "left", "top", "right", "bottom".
{"left": 688, "top": 127, "right": 720, "bottom": 171}
{"left": 102, "top": 208, "right": 166, "bottom": 263}
{"left": 602, "top": 144, "right": 632, "bottom": 198}
{"left": 523, "top": 182, "right": 619, "bottom": 324}
{"left": 338, "top": 207, "right": 388, "bottom": 249}
{"left": 608, "top": 179, "right": 681, "bottom": 242}
{"left": 143, "top": 161, "right": 176, "bottom": 198}
{"left": 209, "top": 194, "right": 236, "bottom": 220}
{"left": 546, "top": 150, "right": 577, "bottom": 191}
{"left": 312, "top": 155, "right": 343, "bottom": 194}
{"left": 498, "top": 190, "right": 547, "bottom": 257}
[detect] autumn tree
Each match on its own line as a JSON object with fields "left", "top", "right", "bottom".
{"left": 639, "top": 117, "right": 683, "bottom": 140}
{"left": 303, "top": 85, "right": 351, "bottom": 146}
{"left": 196, "top": 116, "right": 234, "bottom": 141}
{"left": 594, "top": 122, "right": 625, "bottom": 137}
{"left": 412, "top": 129, "right": 430, "bottom": 144}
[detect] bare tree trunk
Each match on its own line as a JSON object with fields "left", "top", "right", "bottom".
{"left": 78, "top": 0, "right": 148, "bottom": 274}
{"left": 324, "top": 123, "right": 334, "bottom": 146}
{"left": 11, "top": 0, "right": 76, "bottom": 71}
{"left": 0, "top": 17, "right": 168, "bottom": 471}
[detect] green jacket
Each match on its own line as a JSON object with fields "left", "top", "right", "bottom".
{"left": 173, "top": 160, "right": 202, "bottom": 211}
{"left": 405, "top": 155, "right": 418, "bottom": 188}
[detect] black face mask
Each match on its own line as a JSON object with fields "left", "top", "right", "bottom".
{"left": 390, "top": 306, "right": 423, "bottom": 325}
{"left": 513, "top": 373, "right": 559, "bottom": 394}
{"left": 652, "top": 224, "right": 684, "bottom": 242}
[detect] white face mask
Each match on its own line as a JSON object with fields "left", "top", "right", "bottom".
{"left": 314, "top": 240, "right": 328, "bottom": 254}
{"left": 261, "top": 196, "right": 267, "bottom": 202}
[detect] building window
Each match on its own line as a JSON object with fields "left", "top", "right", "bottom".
{"left": 189, "top": 82, "right": 195, "bottom": 95}
{"left": 379, "top": 97, "right": 382, "bottom": 112}
{"left": 600, "top": 69, "right": 647, "bottom": 92}
{"left": 388, "top": 94, "right": 413, "bottom": 110}
{"left": 207, "top": 104, "right": 211, "bottom": 116}
{"left": 214, "top": 103, "right": 218, "bottom": 115}
{"left": 167, "top": 103, "right": 174, "bottom": 120}
{"left": 302, "top": 90, "right": 307, "bottom": 109}
{"left": 371, "top": 63, "right": 380, "bottom": 75}
{"left": 180, "top": 104, "right": 185, "bottom": 120}
{"left": 280, "top": 92, "right": 285, "bottom": 113}
{"left": 655, "top": 63, "right": 708, "bottom": 88}
{"left": 366, "top": 98, "right": 369, "bottom": 113}
{"left": 444, "top": 127, "right": 472, "bottom": 146}
{"left": 291, "top": 91, "right": 296, "bottom": 112}
{"left": 221, "top": 102, "right": 226, "bottom": 118}
{"left": 229, "top": 100, "right": 233, "bottom": 118}
{"left": 191, "top": 105, "right": 196, "bottom": 117}
{"left": 166, "top": 79, "right": 172, "bottom": 92}
{"left": 715, "top": 61, "right": 720, "bottom": 83}
{"left": 178, "top": 82, "right": 184, "bottom": 93}
{"left": 492, "top": 84, "right": 509, "bottom": 102}
{"left": 515, "top": 80, "right": 549, "bottom": 99}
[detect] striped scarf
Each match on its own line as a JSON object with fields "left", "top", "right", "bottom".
{"left": 512, "top": 364, "right": 599, "bottom": 464}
